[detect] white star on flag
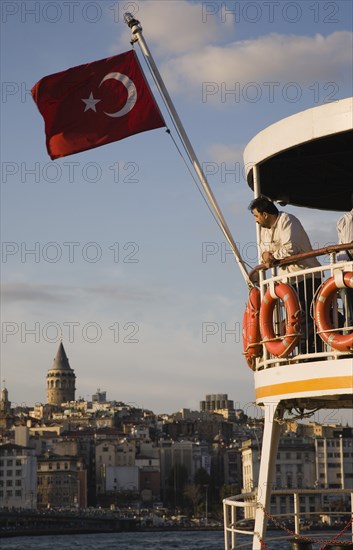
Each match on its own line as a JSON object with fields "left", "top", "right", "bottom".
{"left": 81, "top": 92, "right": 101, "bottom": 112}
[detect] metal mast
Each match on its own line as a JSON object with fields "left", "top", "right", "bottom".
{"left": 124, "top": 13, "right": 252, "bottom": 288}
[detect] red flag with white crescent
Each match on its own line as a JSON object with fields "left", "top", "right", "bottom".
{"left": 32, "top": 50, "right": 165, "bottom": 159}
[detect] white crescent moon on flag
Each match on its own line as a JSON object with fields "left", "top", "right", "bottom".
{"left": 99, "top": 72, "right": 137, "bottom": 118}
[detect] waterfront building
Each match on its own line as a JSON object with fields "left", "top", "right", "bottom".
{"left": 105, "top": 465, "right": 139, "bottom": 494}
{"left": 274, "top": 434, "right": 316, "bottom": 490}
{"left": 0, "top": 443, "right": 37, "bottom": 509}
{"left": 46, "top": 342, "right": 76, "bottom": 406}
{"left": 240, "top": 430, "right": 353, "bottom": 522}
{"left": 159, "top": 439, "right": 212, "bottom": 502}
{"left": 242, "top": 438, "right": 261, "bottom": 494}
{"left": 222, "top": 445, "right": 243, "bottom": 488}
{"left": 96, "top": 441, "right": 115, "bottom": 495}
{"left": 270, "top": 435, "right": 318, "bottom": 520}
{"left": 211, "top": 435, "right": 243, "bottom": 499}
{"left": 315, "top": 426, "right": 353, "bottom": 490}
{"left": 57, "top": 427, "right": 99, "bottom": 507}
{"left": 135, "top": 454, "right": 161, "bottom": 502}
{"left": 37, "top": 452, "right": 87, "bottom": 509}
{"left": 96, "top": 439, "right": 136, "bottom": 496}
{"left": 242, "top": 433, "right": 317, "bottom": 519}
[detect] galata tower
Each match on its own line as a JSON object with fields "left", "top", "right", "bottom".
{"left": 46, "top": 342, "right": 76, "bottom": 405}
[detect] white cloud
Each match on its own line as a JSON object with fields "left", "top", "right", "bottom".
{"left": 111, "top": 0, "right": 233, "bottom": 55}
{"left": 2, "top": 282, "right": 75, "bottom": 304}
{"left": 1, "top": 281, "right": 159, "bottom": 306}
{"left": 159, "top": 31, "right": 353, "bottom": 94}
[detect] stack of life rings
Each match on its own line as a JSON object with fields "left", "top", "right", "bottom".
{"left": 242, "top": 271, "right": 353, "bottom": 367}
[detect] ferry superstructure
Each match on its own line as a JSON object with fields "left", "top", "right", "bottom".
{"left": 223, "top": 97, "right": 353, "bottom": 549}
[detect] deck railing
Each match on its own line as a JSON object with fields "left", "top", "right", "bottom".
{"left": 223, "top": 488, "right": 353, "bottom": 549}
{"left": 250, "top": 246, "right": 353, "bottom": 370}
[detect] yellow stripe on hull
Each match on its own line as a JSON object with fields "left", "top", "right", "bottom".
{"left": 256, "top": 375, "right": 353, "bottom": 400}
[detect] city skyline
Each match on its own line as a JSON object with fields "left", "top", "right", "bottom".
{"left": 1, "top": 1, "right": 353, "bottom": 423}
{"left": 1, "top": 338, "right": 351, "bottom": 429}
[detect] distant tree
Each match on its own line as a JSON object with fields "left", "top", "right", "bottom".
{"left": 219, "top": 483, "right": 240, "bottom": 501}
{"left": 194, "top": 468, "right": 214, "bottom": 514}
{"left": 183, "top": 483, "right": 202, "bottom": 516}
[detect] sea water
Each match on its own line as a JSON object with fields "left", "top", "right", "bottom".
{"left": 0, "top": 531, "right": 351, "bottom": 550}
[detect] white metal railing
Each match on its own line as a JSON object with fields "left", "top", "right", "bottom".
{"left": 223, "top": 489, "right": 353, "bottom": 549}
{"left": 254, "top": 254, "right": 353, "bottom": 370}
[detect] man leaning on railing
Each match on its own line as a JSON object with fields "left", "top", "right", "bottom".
{"left": 249, "top": 195, "right": 321, "bottom": 354}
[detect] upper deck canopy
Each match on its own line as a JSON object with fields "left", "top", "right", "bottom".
{"left": 243, "top": 97, "right": 353, "bottom": 212}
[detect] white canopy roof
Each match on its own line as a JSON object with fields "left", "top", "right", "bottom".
{"left": 243, "top": 97, "right": 353, "bottom": 211}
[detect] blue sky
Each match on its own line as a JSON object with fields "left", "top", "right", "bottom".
{"left": 1, "top": 0, "right": 352, "bottom": 423}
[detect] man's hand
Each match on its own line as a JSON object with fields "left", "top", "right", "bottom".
{"left": 262, "top": 251, "right": 275, "bottom": 268}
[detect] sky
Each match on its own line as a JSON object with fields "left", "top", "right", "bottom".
{"left": 1, "top": 0, "right": 353, "bottom": 424}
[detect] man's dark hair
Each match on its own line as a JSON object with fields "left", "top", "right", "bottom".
{"left": 249, "top": 195, "right": 279, "bottom": 215}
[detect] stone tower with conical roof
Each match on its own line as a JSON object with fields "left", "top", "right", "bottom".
{"left": 0, "top": 383, "right": 12, "bottom": 429}
{"left": 0, "top": 384, "right": 11, "bottom": 414}
{"left": 46, "top": 342, "right": 76, "bottom": 405}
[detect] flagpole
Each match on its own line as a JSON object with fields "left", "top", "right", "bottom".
{"left": 124, "top": 13, "right": 252, "bottom": 289}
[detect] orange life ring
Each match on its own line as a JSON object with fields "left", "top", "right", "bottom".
{"left": 314, "top": 271, "right": 353, "bottom": 352}
{"left": 242, "top": 287, "right": 261, "bottom": 369}
{"left": 260, "top": 283, "right": 301, "bottom": 358}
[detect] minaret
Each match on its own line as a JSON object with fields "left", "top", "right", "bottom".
{"left": 46, "top": 342, "right": 76, "bottom": 406}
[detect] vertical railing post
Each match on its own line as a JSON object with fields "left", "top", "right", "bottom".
{"left": 293, "top": 491, "right": 300, "bottom": 535}
{"left": 223, "top": 500, "right": 229, "bottom": 550}
{"left": 231, "top": 503, "right": 236, "bottom": 549}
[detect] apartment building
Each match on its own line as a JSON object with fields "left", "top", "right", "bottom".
{"left": 37, "top": 452, "right": 87, "bottom": 509}
{"left": 315, "top": 427, "right": 353, "bottom": 489}
{"left": 0, "top": 443, "right": 37, "bottom": 509}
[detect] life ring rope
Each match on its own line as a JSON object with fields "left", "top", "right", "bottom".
{"left": 257, "top": 332, "right": 301, "bottom": 345}
{"left": 316, "top": 326, "right": 353, "bottom": 335}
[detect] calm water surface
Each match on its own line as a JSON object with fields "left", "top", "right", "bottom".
{"left": 1, "top": 531, "right": 351, "bottom": 550}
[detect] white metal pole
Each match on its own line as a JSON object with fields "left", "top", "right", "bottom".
{"left": 293, "top": 491, "right": 300, "bottom": 535}
{"left": 223, "top": 500, "right": 230, "bottom": 550}
{"left": 124, "top": 13, "right": 252, "bottom": 289}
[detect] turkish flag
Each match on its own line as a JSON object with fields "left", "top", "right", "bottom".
{"left": 32, "top": 50, "right": 165, "bottom": 159}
